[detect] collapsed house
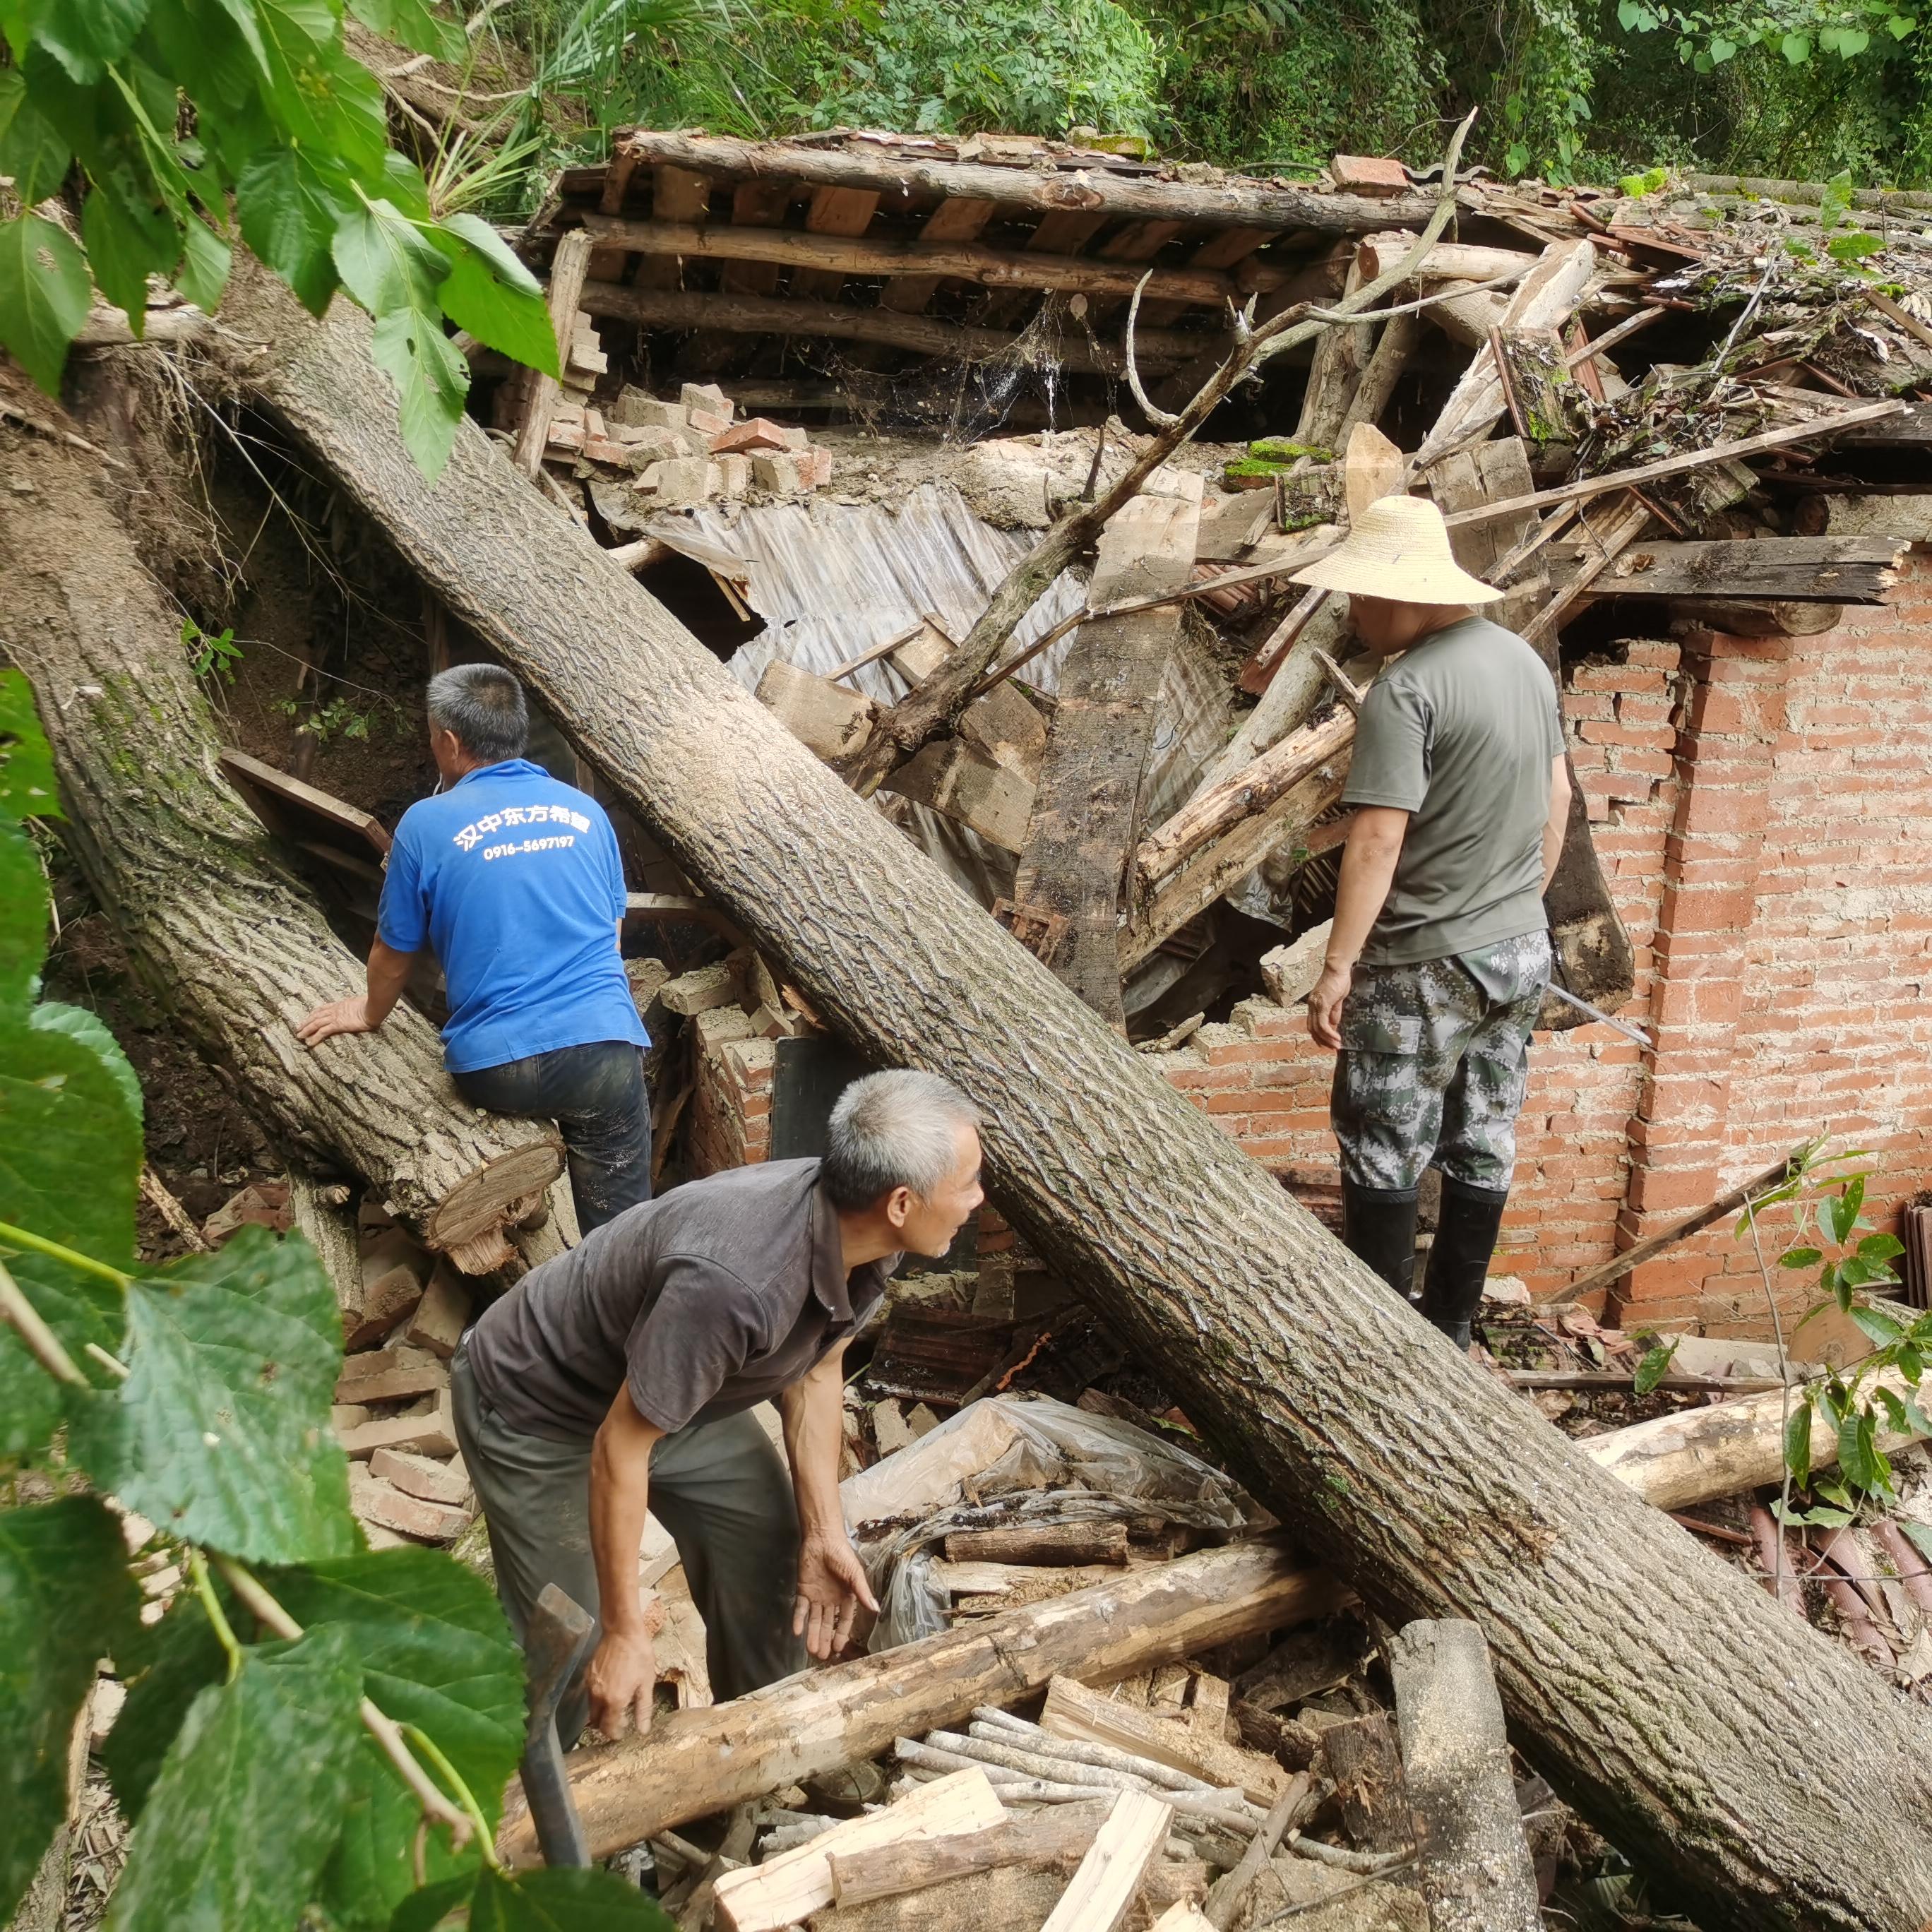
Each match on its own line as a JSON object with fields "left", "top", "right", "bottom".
{"left": 11, "top": 129, "right": 1932, "bottom": 1931}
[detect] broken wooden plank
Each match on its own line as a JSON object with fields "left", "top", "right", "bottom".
{"left": 1318, "top": 1714, "right": 1409, "bottom": 1853}
{"left": 1388, "top": 1621, "right": 1540, "bottom": 1932}
{"left": 881, "top": 739, "right": 1034, "bottom": 852}
{"left": 944, "top": 1522, "right": 1131, "bottom": 1567}
{"left": 580, "top": 282, "right": 1207, "bottom": 375}
{"left": 756, "top": 660, "right": 879, "bottom": 761}
{"left": 1038, "top": 1789, "right": 1174, "bottom": 1932}
{"left": 1010, "top": 479, "right": 1201, "bottom": 1026}
{"left": 577, "top": 213, "right": 1239, "bottom": 308}
{"left": 600, "top": 130, "right": 1440, "bottom": 234}
{"left": 717, "top": 177, "right": 794, "bottom": 299}
{"left": 496, "top": 1545, "right": 1348, "bottom": 1866}
{"left": 714, "top": 1768, "right": 1006, "bottom": 1932}
{"left": 1545, "top": 535, "right": 1904, "bottom": 604}
{"left": 877, "top": 196, "right": 998, "bottom": 314}
{"left": 827, "top": 1802, "right": 1110, "bottom": 1907}
{"left": 890, "top": 622, "right": 1049, "bottom": 782}
{"left": 1042, "top": 1674, "right": 1289, "bottom": 1806}
{"left": 513, "top": 229, "right": 592, "bottom": 479}
{"left": 792, "top": 184, "right": 883, "bottom": 301}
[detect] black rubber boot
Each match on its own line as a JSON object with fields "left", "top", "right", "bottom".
{"left": 1340, "top": 1179, "right": 1421, "bottom": 1304}
{"left": 1420, "top": 1176, "right": 1510, "bottom": 1349}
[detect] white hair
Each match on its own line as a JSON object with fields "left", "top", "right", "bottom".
{"left": 822, "top": 1069, "right": 979, "bottom": 1209}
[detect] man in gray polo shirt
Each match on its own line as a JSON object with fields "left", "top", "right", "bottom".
{"left": 452, "top": 1068, "right": 984, "bottom": 1737}
{"left": 1293, "top": 496, "right": 1570, "bottom": 1348}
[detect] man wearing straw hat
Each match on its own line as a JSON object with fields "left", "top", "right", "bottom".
{"left": 1292, "top": 495, "right": 1572, "bottom": 1349}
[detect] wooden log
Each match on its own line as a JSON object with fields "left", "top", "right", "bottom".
{"left": 1042, "top": 1676, "right": 1287, "bottom": 1807}
{"left": 600, "top": 129, "right": 1442, "bottom": 234}
{"left": 1387, "top": 1621, "right": 1541, "bottom": 1932}
{"left": 1546, "top": 535, "right": 1904, "bottom": 604}
{"left": 877, "top": 196, "right": 998, "bottom": 314}
{"left": 1038, "top": 1790, "right": 1174, "bottom": 1932}
{"left": 1318, "top": 1715, "right": 1409, "bottom": 1854}
{"left": 496, "top": 1544, "right": 1343, "bottom": 1864}
{"left": 1580, "top": 1369, "right": 1927, "bottom": 1513}
{"left": 0, "top": 432, "right": 563, "bottom": 1276}
{"left": 513, "top": 229, "right": 592, "bottom": 479}
{"left": 945, "top": 1522, "right": 1131, "bottom": 1567}
{"left": 576, "top": 214, "right": 1239, "bottom": 309}
{"left": 714, "top": 1768, "right": 1006, "bottom": 1932}
{"left": 1293, "top": 256, "right": 1371, "bottom": 451}
{"left": 757, "top": 660, "right": 879, "bottom": 761}
{"left": 1673, "top": 599, "right": 1845, "bottom": 638}
{"left": 1424, "top": 278, "right": 1510, "bottom": 349}
{"left": 1335, "top": 309, "right": 1419, "bottom": 442}
{"left": 579, "top": 281, "right": 1208, "bottom": 375}
{"left": 215, "top": 263, "right": 1932, "bottom": 1932}
{"left": 828, "top": 1803, "right": 1110, "bottom": 1907}
{"left": 1011, "top": 479, "right": 1201, "bottom": 1025}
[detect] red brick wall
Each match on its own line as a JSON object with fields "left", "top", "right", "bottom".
{"left": 686, "top": 557, "right": 1932, "bottom": 1338}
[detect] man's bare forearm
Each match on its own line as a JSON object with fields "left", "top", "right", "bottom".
{"left": 364, "top": 938, "right": 416, "bottom": 1027}
{"left": 779, "top": 1349, "right": 849, "bottom": 1544}
{"left": 590, "top": 1393, "right": 663, "bottom": 1635}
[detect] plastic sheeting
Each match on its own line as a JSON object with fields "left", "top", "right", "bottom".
{"left": 652, "top": 484, "right": 1232, "bottom": 958}
{"left": 852, "top": 1393, "right": 1259, "bottom": 1650}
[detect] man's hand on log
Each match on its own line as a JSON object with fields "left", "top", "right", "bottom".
{"left": 1308, "top": 962, "right": 1352, "bottom": 1050}
{"left": 585, "top": 1627, "right": 657, "bottom": 1739}
{"left": 793, "top": 1534, "right": 880, "bottom": 1661}
{"left": 295, "top": 995, "right": 379, "bottom": 1047}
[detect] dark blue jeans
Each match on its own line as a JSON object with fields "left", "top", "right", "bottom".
{"left": 453, "top": 1041, "right": 651, "bottom": 1233}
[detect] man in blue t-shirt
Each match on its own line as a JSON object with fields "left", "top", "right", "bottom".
{"left": 296, "top": 664, "right": 651, "bottom": 1230}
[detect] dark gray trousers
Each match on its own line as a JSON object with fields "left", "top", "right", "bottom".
{"left": 450, "top": 1344, "right": 805, "bottom": 1740}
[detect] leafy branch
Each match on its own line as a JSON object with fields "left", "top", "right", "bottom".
{"left": 0, "top": 668, "right": 669, "bottom": 1929}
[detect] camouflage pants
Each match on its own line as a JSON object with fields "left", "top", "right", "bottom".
{"left": 1331, "top": 931, "right": 1551, "bottom": 1193}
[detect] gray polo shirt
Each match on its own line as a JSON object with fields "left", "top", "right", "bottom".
{"left": 465, "top": 1159, "right": 893, "bottom": 1441}
{"left": 1340, "top": 616, "right": 1564, "bottom": 967}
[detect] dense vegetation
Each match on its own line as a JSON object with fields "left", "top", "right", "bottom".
{"left": 482, "top": 0, "right": 1932, "bottom": 195}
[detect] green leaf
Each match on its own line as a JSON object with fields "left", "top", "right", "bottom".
{"left": 1887, "top": 13, "right": 1916, "bottom": 37}
{"left": 1860, "top": 1232, "right": 1907, "bottom": 1263}
{"left": 1779, "top": 1246, "right": 1823, "bottom": 1269}
{"left": 1828, "top": 231, "right": 1885, "bottom": 261}
{"left": 0, "top": 1498, "right": 142, "bottom": 1926}
{"left": 1781, "top": 30, "right": 1813, "bottom": 60}
{"left": 1830, "top": 1176, "right": 1866, "bottom": 1246}
{"left": 0, "top": 830, "right": 46, "bottom": 1017}
{"left": 1838, "top": 1402, "right": 1881, "bottom": 1491}
{"left": 105, "top": 1625, "right": 364, "bottom": 1932}
{"left": 1904, "top": 1521, "right": 1932, "bottom": 1566}
{"left": 102, "top": 1587, "right": 233, "bottom": 1823}
{"left": 1633, "top": 1339, "right": 1678, "bottom": 1395}
{"left": 32, "top": 1000, "right": 143, "bottom": 1126}
{"left": 1875, "top": 1385, "right": 1911, "bottom": 1433}
{"left": 332, "top": 196, "right": 448, "bottom": 315}
{"left": 1709, "top": 34, "right": 1735, "bottom": 60}
{"left": 347, "top": 0, "right": 463, "bottom": 59}
{"left": 28, "top": 0, "right": 153, "bottom": 80}
{"left": 0, "top": 213, "right": 93, "bottom": 395}
{"left": 1851, "top": 1303, "right": 1908, "bottom": 1348}
{"left": 369, "top": 302, "right": 467, "bottom": 483}
{"left": 430, "top": 213, "right": 557, "bottom": 376}
{"left": 0, "top": 672, "right": 60, "bottom": 825}
{"left": 1835, "top": 27, "right": 1871, "bottom": 54}
{"left": 0, "top": 70, "right": 75, "bottom": 201}
{"left": 236, "top": 147, "right": 352, "bottom": 314}
{"left": 400, "top": 1866, "right": 675, "bottom": 1932}
{"left": 1784, "top": 1395, "right": 1813, "bottom": 1479}
{"left": 81, "top": 179, "right": 181, "bottom": 330}
{"left": 174, "top": 215, "right": 230, "bottom": 310}
{"left": 266, "top": 1549, "right": 524, "bottom": 1928}
{"left": 76, "top": 1226, "right": 356, "bottom": 1562}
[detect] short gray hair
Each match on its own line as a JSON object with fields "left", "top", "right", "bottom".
{"left": 426, "top": 663, "right": 527, "bottom": 763}
{"left": 822, "top": 1070, "right": 980, "bottom": 1210}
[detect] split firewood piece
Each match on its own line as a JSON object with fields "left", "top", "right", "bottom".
{"left": 943, "top": 1522, "right": 1130, "bottom": 1567}
{"left": 1335, "top": 308, "right": 1420, "bottom": 443}
{"left": 881, "top": 739, "right": 1034, "bottom": 852}
{"left": 513, "top": 229, "right": 594, "bottom": 480}
{"left": 1387, "top": 1620, "right": 1541, "bottom": 1932}
{"left": 1340, "top": 422, "right": 1404, "bottom": 525}
{"left": 712, "top": 1768, "right": 1006, "bottom": 1932}
{"left": 1037, "top": 1789, "right": 1174, "bottom": 1932}
{"left": 1492, "top": 324, "right": 1585, "bottom": 446}
{"left": 756, "top": 660, "right": 879, "bottom": 762}
{"left": 809, "top": 1864, "right": 1071, "bottom": 1932}
{"left": 1318, "top": 1713, "right": 1410, "bottom": 1853}
{"left": 1042, "top": 1675, "right": 1289, "bottom": 1807}
{"left": 827, "top": 1801, "right": 1111, "bottom": 1908}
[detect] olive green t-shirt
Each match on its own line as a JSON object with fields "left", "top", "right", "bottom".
{"left": 1340, "top": 616, "right": 1564, "bottom": 967}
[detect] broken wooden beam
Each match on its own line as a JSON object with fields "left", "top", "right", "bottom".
{"left": 602, "top": 129, "right": 1443, "bottom": 234}
{"left": 576, "top": 214, "right": 1238, "bottom": 309}
{"left": 578, "top": 281, "right": 1209, "bottom": 374}
{"left": 496, "top": 1543, "right": 1344, "bottom": 1866}
{"left": 513, "top": 228, "right": 592, "bottom": 479}
{"left": 1388, "top": 1621, "right": 1541, "bottom": 1932}
{"left": 1546, "top": 535, "right": 1904, "bottom": 605}
{"left": 828, "top": 1802, "right": 1109, "bottom": 1908}
{"left": 216, "top": 263, "right": 1932, "bottom": 1932}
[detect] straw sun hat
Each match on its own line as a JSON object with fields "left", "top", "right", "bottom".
{"left": 1289, "top": 494, "right": 1502, "bottom": 606}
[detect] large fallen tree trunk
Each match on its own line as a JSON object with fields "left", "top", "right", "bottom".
{"left": 497, "top": 1542, "right": 1340, "bottom": 1864}
{"left": 0, "top": 428, "right": 563, "bottom": 1272}
{"left": 202, "top": 265, "right": 1932, "bottom": 1932}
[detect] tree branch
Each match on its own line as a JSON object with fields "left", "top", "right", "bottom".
{"left": 837, "top": 108, "right": 1480, "bottom": 797}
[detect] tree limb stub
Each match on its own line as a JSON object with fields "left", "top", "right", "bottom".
{"left": 837, "top": 112, "right": 1481, "bottom": 799}
{"left": 202, "top": 256, "right": 1932, "bottom": 1932}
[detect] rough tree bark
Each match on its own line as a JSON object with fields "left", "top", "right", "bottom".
{"left": 0, "top": 425, "right": 562, "bottom": 1272}
{"left": 203, "top": 266, "right": 1932, "bottom": 1932}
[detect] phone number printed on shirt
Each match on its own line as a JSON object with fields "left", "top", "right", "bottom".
{"left": 452, "top": 804, "right": 592, "bottom": 853}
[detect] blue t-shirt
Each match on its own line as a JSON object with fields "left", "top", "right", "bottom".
{"left": 377, "top": 761, "right": 647, "bottom": 1074}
